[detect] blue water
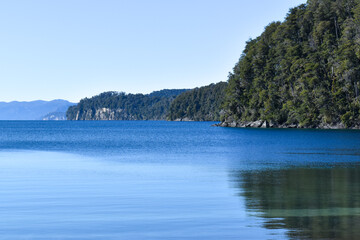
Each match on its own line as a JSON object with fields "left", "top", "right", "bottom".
{"left": 0, "top": 121, "right": 359, "bottom": 239}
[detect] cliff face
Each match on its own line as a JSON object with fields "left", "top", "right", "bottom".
{"left": 72, "top": 108, "right": 148, "bottom": 120}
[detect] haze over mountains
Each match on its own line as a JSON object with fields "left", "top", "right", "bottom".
{"left": 0, "top": 100, "right": 76, "bottom": 120}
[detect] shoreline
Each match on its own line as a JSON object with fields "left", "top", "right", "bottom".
{"left": 214, "top": 120, "right": 360, "bottom": 130}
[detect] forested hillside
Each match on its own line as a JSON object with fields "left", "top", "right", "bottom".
{"left": 66, "top": 89, "right": 189, "bottom": 120}
{"left": 222, "top": 0, "right": 360, "bottom": 128}
{"left": 167, "top": 82, "right": 227, "bottom": 121}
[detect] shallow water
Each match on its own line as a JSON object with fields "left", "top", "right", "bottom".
{"left": 0, "top": 121, "right": 359, "bottom": 239}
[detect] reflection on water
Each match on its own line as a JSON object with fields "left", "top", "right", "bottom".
{"left": 230, "top": 165, "right": 360, "bottom": 239}
{"left": 0, "top": 151, "right": 271, "bottom": 240}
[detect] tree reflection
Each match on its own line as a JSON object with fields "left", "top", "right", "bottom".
{"left": 230, "top": 166, "right": 360, "bottom": 239}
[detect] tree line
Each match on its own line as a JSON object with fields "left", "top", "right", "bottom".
{"left": 223, "top": 0, "right": 360, "bottom": 128}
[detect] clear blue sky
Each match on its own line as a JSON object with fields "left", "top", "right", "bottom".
{"left": 0, "top": 0, "right": 306, "bottom": 102}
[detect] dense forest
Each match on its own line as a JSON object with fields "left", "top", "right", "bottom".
{"left": 67, "top": 83, "right": 228, "bottom": 121}
{"left": 222, "top": 0, "right": 360, "bottom": 128}
{"left": 167, "top": 82, "right": 227, "bottom": 121}
{"left": 66, "top": 89, "right": 189, "bottom": 120}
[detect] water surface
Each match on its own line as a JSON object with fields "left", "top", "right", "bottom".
{"left": 0, "top": 121, "right": 359, "bottom": 239}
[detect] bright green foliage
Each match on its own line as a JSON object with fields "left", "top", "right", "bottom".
{"left": 167, "top": 82, "right": 227, "bottom": 121}
{"left": 223, "top": 0, "right": 360, "bottom": 127}
{"left": 66, "top": 89, "right": 189, "bottom": 120}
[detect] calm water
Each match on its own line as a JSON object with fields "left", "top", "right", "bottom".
{"left": 0, "top": 121, "right": 359, "bottom": 239}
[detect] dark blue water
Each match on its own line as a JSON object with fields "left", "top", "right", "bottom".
{"left": 0, "top": 121, "right": 359, "bottom": 239}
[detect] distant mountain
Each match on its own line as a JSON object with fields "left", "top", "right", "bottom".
{"left": 0, "top": 100, "right": 76, "bottom": 120}
{"left": 66, "top": 89, "right": 190, "bottom": 120}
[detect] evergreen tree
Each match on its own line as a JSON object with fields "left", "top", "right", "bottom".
{"left": 223, "top": 0, "right": 360, "bottom": 128}
{"left": 168, "top": 82, "right": 227, "bottom": 121}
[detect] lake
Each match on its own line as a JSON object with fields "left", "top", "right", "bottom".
{"left": 0, "top": 121, "right": 359, "bottom": 239}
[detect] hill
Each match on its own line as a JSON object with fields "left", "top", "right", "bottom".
{"left": 167, "top": 82, "right": 227, "bottom": 121}
{"left": 221, "top": 0, "right": 360, "bottom": 129}
{"left": 66, "top": 89, "right": 190, "bottom": 120}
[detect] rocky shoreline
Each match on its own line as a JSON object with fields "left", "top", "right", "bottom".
{"left": 215, "top": 119, "right": 360, "bottom": 129}
{"left": 173, "top": 117, "right": 194, "bottom": 122}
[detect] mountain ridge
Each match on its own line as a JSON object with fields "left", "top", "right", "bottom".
{"left": 0, "top": 99, "right": 76, "bottom": 120}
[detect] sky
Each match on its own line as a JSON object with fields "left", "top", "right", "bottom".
{"left": 0, "top": 0, "right": 306, "bottom": 102}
